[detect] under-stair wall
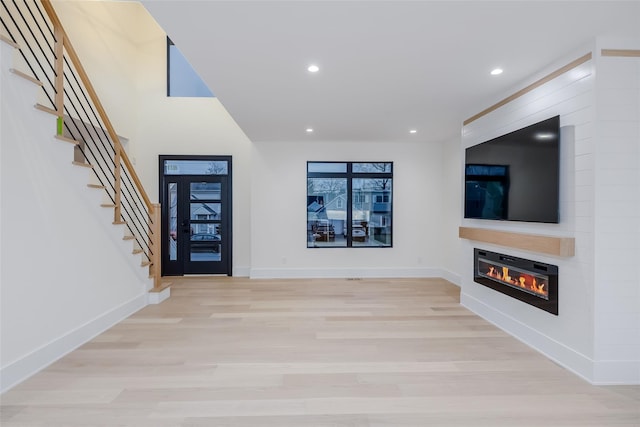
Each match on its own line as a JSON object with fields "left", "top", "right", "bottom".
{"left": 1, "top": 37, "right": 154, "bottom": 393}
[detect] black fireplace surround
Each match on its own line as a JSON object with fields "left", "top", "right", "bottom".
{"left": 474, "top": 248, "right": 558, "bottom": 315}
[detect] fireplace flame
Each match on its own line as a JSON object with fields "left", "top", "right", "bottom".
{"left": 484, "top": 263, "right": 548, "bottom": 298}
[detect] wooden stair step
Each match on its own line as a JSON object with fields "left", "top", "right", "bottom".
{"left": 123, "top": 235, "right": 135, "bottom": 241}
{"left": 141, "top": 260, "right": 152, "bottom": 267}
{"left": 132, "top": 248, "right": 143, "bottom": 255}
{"left": 113, "top": 220, "right": 126, "bottom": 225}
{"left": 1, "top": 34, "right": 19, "bottom": 49}
{"left": 87, "top": 183, "right": 106, "bottom": 190}
{"left": 35, "top": 103, "right": 57, "bottom": 115}
{"left": 150, "top": 282, "right": 172, "bottom": 293}
{"left": 55, "top": 134, "right": 79, "bottom": 145}
{"left": 72, "top": 161, "right": 93, "bottom": 169}
{"left": 10, "top": 68, "right": 43, "bottom": 87}
{"left": 100, "top": 203, "right": 116, "bottom": 208}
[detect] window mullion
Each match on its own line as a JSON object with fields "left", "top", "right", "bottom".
{"left": 347, "top": 173, "right": 353, "bottom": 247}
{"left": 346, "top": 162, "right": 353, "bottom": 247}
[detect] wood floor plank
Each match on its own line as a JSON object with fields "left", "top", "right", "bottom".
{"left": 1, "top": 277, "right": 638, "bottom": 426}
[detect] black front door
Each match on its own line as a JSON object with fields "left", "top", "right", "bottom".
{"left": 160, "top": 156, "right": 232, "bottom": 276}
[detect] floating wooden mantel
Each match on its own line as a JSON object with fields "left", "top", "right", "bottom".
{"left": 459, "top": 227, "right": 575, "bottom": 257}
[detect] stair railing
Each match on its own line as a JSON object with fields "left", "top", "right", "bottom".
{"left": 1, "top": 0, "right": 162, "bottom": 290}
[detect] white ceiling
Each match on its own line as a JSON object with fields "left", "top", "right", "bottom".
{"left": 141, "top": 1, "right": 640, "bottom": 143}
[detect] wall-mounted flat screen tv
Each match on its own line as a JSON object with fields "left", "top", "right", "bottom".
{"left": 464, "top": 115, "right": 560, "bottom": 223}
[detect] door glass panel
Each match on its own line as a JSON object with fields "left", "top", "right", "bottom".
{"left": 190, "top": 233, "right": 221, "bottom": 262}
{"left": 189, "top": 181, "right": 222, "bottom": 264}
{"left": 191, "top": 182, "right": 221, "bottom": 201}
{"left": 165, "top": 160, "right": 228, "bottom": 175}
{"left": 190, "top": 202, "right": 221, "bottom": 220}
{"left": 168, "top": 183, "right": 178, "bottom": 260}
{"left": 191, "top": 222, "right": 220, "bottom": 238}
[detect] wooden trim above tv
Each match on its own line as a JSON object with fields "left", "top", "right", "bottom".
{"left": 463, "top": 53, "right": 592, "bottom": 126}
{"left": 601, "top": 49, "right": 640, "bottom": 58}
{"left": 459, "top": 227, "right": 575, "bottom": 257}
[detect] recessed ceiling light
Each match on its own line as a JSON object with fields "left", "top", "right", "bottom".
{"left": 306, "top": 128, "right": 314, "bottom": 133}
{"left": 409, "top": 129, "right": 417, "bottom": 134}
{"left": 491, "top": 68, "right": 503, "bottom": 76}
{"left": 535, "top": 132, "right": 555, "bottom": 140}
{"left": 307, "top": 65, "right": 319, "bottom": 73}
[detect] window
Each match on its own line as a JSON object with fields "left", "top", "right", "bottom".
{"left": 167, "top": 37, "right": 214, "bottom": 97}
{"left": 307, "top": 162, "right": 393, "bottom": 248}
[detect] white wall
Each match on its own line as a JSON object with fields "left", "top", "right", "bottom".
{"left": 51, "top": 1, "right": 142, "bottom": 141}
{"left": 250, "top": 139, "right": 446, "bottom": 278}
{"left": 592, "top": 39, "right": 640, "bottom": 384}
{"left": 1, "top": 40, "right": 150, "bottom": 392}
{"left": 53, "top": 1, "right": 253, "bottom": 275}
{"left": 459, "top": 40, "right": 640, "bottom": 384}
{"left": 440, "top": 136, "right": 462, "bottom": 285}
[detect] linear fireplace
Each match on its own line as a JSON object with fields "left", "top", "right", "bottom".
{"left": 474, "top": 249, "right": 558, "bottom": 315}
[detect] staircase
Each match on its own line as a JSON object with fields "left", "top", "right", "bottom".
{"left": 0, "top": 0, "right": 166, "bottom": 295}
{"left": 1, "top": 0, "right": 168, "bottom": 392}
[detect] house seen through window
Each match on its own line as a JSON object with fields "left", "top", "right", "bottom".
{"left": 307, "top": 162, "right": 393, "bottom": 248}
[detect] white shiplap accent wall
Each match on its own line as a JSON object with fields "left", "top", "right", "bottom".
{"left": 460, "top": 41, "right": 640, "bottom": 384}
{"left": 460, "top": 55, "right": 599, "bottom": 381}
{"left": 592, "top": 50, "right": 640, "bottom": 384}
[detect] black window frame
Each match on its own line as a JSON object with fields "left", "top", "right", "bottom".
{"left": 166, "top": 37, "right": 214, "bottom": 98}
{"left": 307, "top": 161, "right": 393, "bottom": 248}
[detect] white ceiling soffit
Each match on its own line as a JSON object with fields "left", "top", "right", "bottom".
{"left": 141, "top": 1, "right": 640, "bottom": 143}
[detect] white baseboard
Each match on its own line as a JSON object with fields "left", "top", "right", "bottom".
{"left": 249, "top": 267, "right": 444, "bottom": 279}
{"left": 233, "top": 266, "right": 251, "bottom": 277}
{"left": 440, "top": 269, "right": 461, "bottom": 287}
{"left": 0, "top": 293, "right": 147, "bottom": 393}
{"left": 593, "top": 360, "right": 640, "bottom": 385}
{"left": 460, "top": 291, "right": 596, "bottom": 384}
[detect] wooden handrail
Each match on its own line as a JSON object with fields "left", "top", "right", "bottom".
{"left": 41, "top": 0, "right": 153, "bottom": 212}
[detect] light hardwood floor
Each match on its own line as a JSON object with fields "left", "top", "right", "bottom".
{"left": 1, "top": 277, "right": 638, "bottom": 426}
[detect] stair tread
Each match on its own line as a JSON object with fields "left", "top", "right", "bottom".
{"left": 123, "top": 235, "right": 135, "bottom": 241}
{"left": 87, "top": 184, "right": 106, "bottom": 189}
{"left": 72, "top": 161, "right": 93, "bottom": 169}
{"left": 100, "top": 203, "right": 116, "bottom": 208}
{"left": 132, "top": 248, "right": 143, "bottom": 254}
{"left": 1, "top": 34, "right": 19, "bottom": 49}
{"left": 150, "top": 282, "right": 172, "bottom": 293}
{"left": 55, "top": 134, "right": 79, "bottom": 145}
{"left": 35, "top": 103, "right": 57, "bottom": 116}
{"left": 10, "top": 68, "right": 43, "bottom": 87}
